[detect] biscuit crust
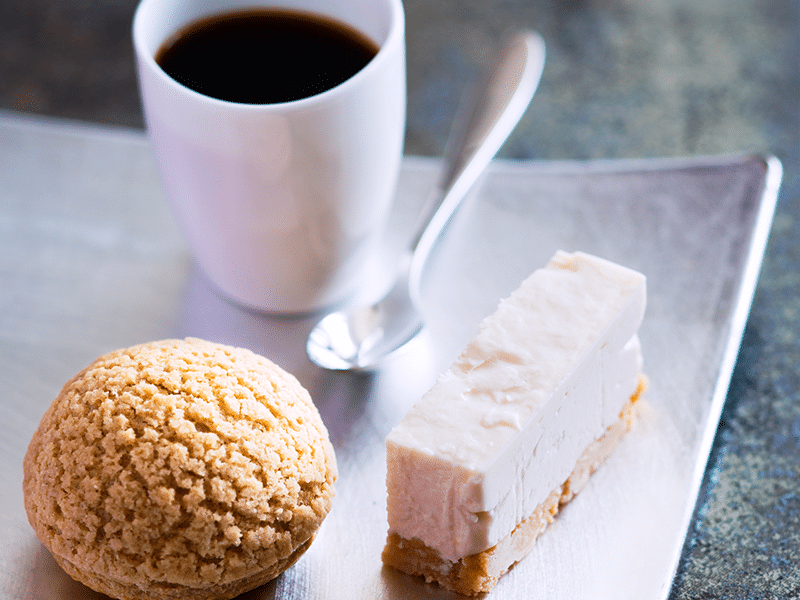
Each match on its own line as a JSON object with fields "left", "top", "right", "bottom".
{"left": 23, "top": 338, "right": 336, "bottom": 600}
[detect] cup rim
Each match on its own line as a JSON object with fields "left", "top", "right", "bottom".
{"left": 132, "top": 0, "right": 405, "bottom": 111}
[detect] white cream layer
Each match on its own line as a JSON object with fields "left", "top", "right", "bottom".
{"left": 386, "top": 250, "right": 646, "bottom": 562}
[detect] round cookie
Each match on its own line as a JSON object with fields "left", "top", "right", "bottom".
{"left": 23, "top": 338, "right": 337, "bottom": 600}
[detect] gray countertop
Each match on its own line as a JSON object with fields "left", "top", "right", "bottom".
{"left": 1, "top": 0, "right": 798, "bottom": 597}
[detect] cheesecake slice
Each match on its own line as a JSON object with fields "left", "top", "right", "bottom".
{"left": 382, "top": 250, "right": 647, "bottom": 595}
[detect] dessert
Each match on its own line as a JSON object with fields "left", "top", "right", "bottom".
{"left": 23, "top": 338, "right": 336, "bottom": 600}
{"left": 382, "top": 250, "right": 647, "bottom": 595}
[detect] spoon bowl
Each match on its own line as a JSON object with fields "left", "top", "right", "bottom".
{"left": 307, "top": 31, "right": 546, "bottom": 371}
{"left": 306, "top": 257, "right": 421, "bottom": 370}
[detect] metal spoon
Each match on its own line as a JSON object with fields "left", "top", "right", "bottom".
{"left": 307, "top": 30, "right": 546, "bottom": 371}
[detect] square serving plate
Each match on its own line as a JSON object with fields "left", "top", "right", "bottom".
{"left": 0, "top": 113, "right": 780, "bottom": 599}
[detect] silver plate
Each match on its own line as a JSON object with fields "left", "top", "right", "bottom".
{"left": 0, "top": 112, "right": 781, "bottom": 600}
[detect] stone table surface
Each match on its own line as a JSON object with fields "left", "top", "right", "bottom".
{"left": 1, "top": 0, "right": 798, "bottom": 597}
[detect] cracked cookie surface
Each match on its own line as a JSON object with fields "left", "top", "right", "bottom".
{"left": 23, "top": 338, "right": 336, "bottom": 600}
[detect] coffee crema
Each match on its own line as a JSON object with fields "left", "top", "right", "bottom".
{"left": 155, "top": 8, "right": 379, "bottom": 104}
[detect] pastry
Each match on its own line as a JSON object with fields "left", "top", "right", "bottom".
{"left": 382, "top": 251, "right": 646, "bottom": 595}
{"left": 23, "top": 338, "right": 336, "bottom": 600}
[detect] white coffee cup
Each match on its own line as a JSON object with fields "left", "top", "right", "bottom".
{"left": 133, "top": 0, "right": 406, "bottom": 313}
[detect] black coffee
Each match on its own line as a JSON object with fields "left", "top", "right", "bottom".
{"left": 155, "top": 9, "right": 379, "bottom": 104}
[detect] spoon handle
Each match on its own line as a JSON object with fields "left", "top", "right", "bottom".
{"left": 408, "top": 31, "right": 546, "bottom": 277}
